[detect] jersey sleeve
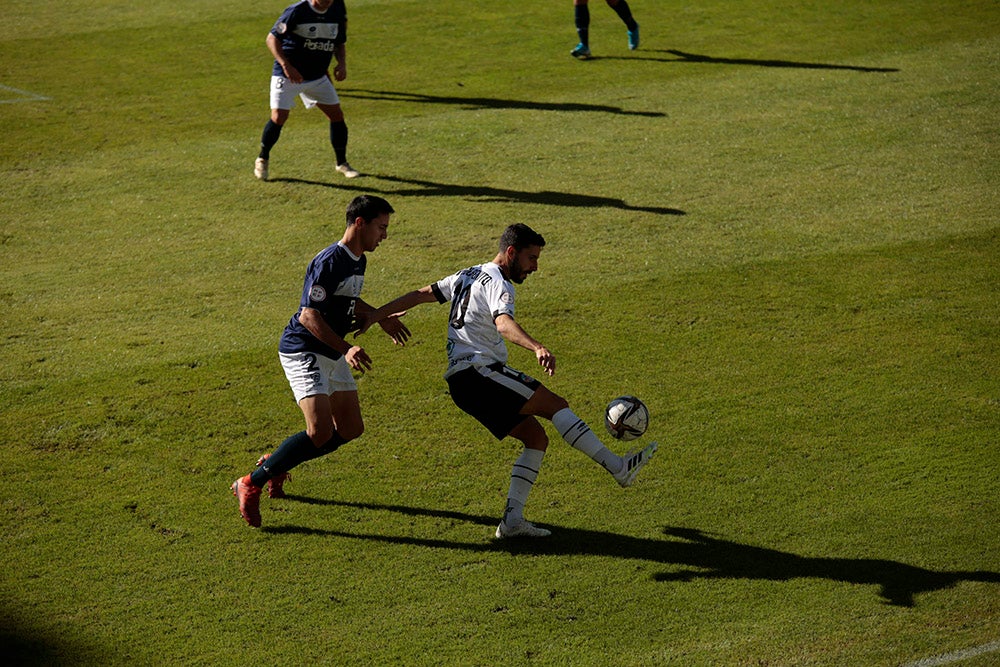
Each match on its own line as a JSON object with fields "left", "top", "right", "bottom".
{"left": 302, "top": 266, "right": 334, "bottom": 312}
{"left": 488, "top": 279, "right": 515, "bottom": 320}
{"left": 271, "top": 5, "right": 295, "bottom": 37}
{"left": 432, "top": 273, "right": 457, "bottom": 303}
{"left": 302, "top": 255, "right": 350, "bottom": 313}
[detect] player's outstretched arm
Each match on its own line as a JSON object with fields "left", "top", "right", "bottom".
{"left": 356, "top": 299, "right": 411, "bottom": 346}
{"left": 355, "top": 286, "right": 438, "bottom": 337}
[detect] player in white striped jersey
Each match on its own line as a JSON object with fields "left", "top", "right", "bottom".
{"left": 359, "top": 223, "right": 657, "bottom": 538}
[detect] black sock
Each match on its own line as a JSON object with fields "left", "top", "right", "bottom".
{"left": 575, "top": 5, "right": 590, "bottom": 45}
{"left": 330, "top": 120, "right": 348, "bottom": 165}
{"left": 259, "top": 120, "right": 283, "bottom": 160}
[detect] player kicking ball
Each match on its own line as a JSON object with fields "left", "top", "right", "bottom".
{"left": 358, "top": 223, "right": 657, "bottom": 538}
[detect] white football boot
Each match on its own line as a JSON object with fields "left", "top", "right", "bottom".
{"left": 254, "top": 157, "right": 269, "bottom": 181}
{"left": 495, "top": 519, "right": 552, "bottom": 539}
{"left": 614, "top": 441, "right": 658, "bottom": 488}
{"left": 335, "top": 162, "right": 360, "bottom": 178}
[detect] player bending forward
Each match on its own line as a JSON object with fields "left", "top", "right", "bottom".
{"left": 358, "top": 223, "right": 657, "bottom": 538}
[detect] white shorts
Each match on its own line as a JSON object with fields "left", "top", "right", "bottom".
{"left": 279, "top": 351, "right": 357, "bottom": 402}
{"left": 270, "top": 75, "right": 340, "bottom": 110}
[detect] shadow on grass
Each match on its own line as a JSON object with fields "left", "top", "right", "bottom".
{"left": 339, "top": 88, "right": 665, "bottom": 117}
{"left": 266, "top": 497, "right": 998, "bottom": 607}
{"left": 600, "top": 49, "right": 899, "bottom": 72}
{"left": 0, "top": 616, "right": 113, "bottom": 666}
{"left": 269, "top": 174, "right": 686, "bottom": 216}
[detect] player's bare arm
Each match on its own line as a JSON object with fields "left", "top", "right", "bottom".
{"left": 495, "top": 314, "right": 556, "bottom": 376}
{"left": 355, "top": 298, "right": 411, "bottom": 345}
{"left": 332, "top": 40, "right": 347, "bottom": 81}
{"left": 356, "top": 286, "right": 438, "bottom": 336}
{"left": 299, "top": 307, "right": 372, "bottom": 372}
{"left": 267, "top": 33, "right": 303, "bottom": 83}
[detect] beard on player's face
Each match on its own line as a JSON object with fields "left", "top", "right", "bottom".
{"left": 509, "top": 256, "right": 534, "bottom": 284}
{"left": 499, "top": 245, "right": 539, "bottom": 284}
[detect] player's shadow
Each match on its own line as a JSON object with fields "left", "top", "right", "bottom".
{"left": 266, "top": 498, "right": 998, "bottom": 607}
{"left": 339, "top": 88, "right": 665, "bottom": 117}
{"left": 269, "top": 174, "right": 686, "bottom": 216}
{"left": 616, "top": 49, "right": 899, "bottom": 72}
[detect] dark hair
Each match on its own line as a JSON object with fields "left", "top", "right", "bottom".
{"left": 499, "top": 223, "right": 545, "bottom": 252}
{"left": 346, "top": 195, "right": 395, "bottom": 226}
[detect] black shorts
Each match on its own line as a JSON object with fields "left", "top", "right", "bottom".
{"left": 446, "top": 363, "right": 542, "bottom": 440}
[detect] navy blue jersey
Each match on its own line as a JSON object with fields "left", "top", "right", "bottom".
{"left": 279, "top": 241, "right": 365, "bottom": 359}
{"left": 270, "top": 0, "right": 348, "bottom": 82}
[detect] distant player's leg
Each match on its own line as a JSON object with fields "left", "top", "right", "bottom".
{"left": 250, "top": 395, "right": 350, "bottom": 487}
{"left": 572, "top": 0, "right": 592, "bottom": 58}
{"left": 255, "top": 111, "right": 285, "bottom": 181}
{"left": 318, "top": 100, "right": 359, "bottom": 178}
{"left": 606, "top": 0, "right": 639, "bottom": 49}
{"left": 256, "top": 77, "right": 295, "bottom": 180}
{"left": 259, "top": 110, "right": 287, "bottom": 160}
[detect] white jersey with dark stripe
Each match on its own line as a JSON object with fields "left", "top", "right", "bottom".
{"left": 432, "top": 262, "right": 516, "bottom": 379}
{"left": 270, "top": 0, "right": 347, "bottom": 82}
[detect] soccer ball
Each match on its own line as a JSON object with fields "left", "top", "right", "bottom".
{"left": 604, "top": 395, "right": 649, "bottom": 441}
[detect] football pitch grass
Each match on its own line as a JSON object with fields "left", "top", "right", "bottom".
{"left": 2, "top": 0, "right": 998, "bottom": 664}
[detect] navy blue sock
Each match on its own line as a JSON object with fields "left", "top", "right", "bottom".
{"left": 250, "top": 430, "right": 348, "bottom": 487}
{"left": 610, "top": 0, "right": 638, "bottom": 31}
{"left": 260, "top": 120, "right": 283, "bottom": 159}
{"left": 575, "top": 5, "right": 590, "bottom": 45}
{"left": 330, "top": 121, "right": 348, "bottom": 165}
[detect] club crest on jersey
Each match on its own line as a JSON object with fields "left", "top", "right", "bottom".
{"left": 276, "top": 21, "right": 288, "bottom": 34}
{"left": 500, "top": 290, "right": 513, "bottom": 304}
{"left": 309, "top": 285, "right": 327, "bottom": 302}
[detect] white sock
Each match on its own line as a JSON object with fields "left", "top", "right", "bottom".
{"left": 552, "top": 407, "right": 623, "bottom": 475}
{"left": 504, "top": 447, "right": 545, "bottom": 525}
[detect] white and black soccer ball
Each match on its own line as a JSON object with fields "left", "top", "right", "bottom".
{"left": 604, "top": 395, "right": 649, "bottom": 441}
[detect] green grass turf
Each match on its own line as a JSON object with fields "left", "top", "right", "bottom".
{"left": 1, "top": 0, "right": 998, "bottom": 664}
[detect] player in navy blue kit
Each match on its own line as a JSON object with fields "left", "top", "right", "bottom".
{"left": 232, "top": 195, "right": 408, "bottom": 527}
{"left": 254, "top": 0, "right": 361, "bottom": 182}
{"left": 358, "top": 224, "right": 658, "bottom": 538}
{"left": 571, "top": 0, "right": 640, "bottom": 59}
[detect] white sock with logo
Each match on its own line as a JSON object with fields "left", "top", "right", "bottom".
{"left": 552, "top": 407, "right": 623, "bottom": 475}
{"left": 504, "top": 447, "right": 545, "bottom": 525}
